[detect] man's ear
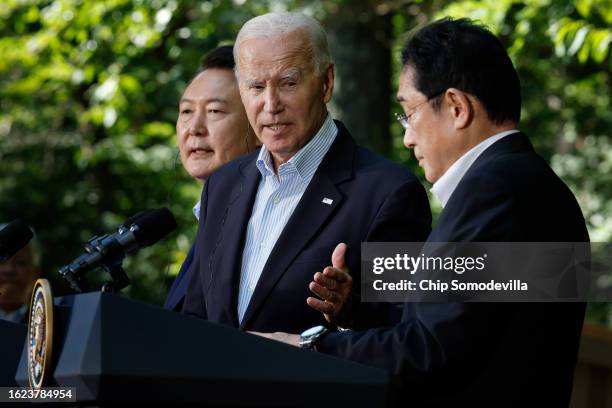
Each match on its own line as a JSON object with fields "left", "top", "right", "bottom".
{"left": 323, "top": 64, "right": 334, "bottom": 103}
{"left": 444, "top": 88, "right": 473, "bottom": 129}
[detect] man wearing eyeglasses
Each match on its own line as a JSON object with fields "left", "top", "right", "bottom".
{"left": 255, "top": 18, "right": 589, "bottom": 407}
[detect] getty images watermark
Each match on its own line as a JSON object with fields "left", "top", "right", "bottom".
{"left": 361, "top": 242, "right": 612, "bottom": 302}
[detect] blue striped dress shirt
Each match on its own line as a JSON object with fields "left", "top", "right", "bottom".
{"left": 237, "top": 114, "right": 338, "bottom": 322}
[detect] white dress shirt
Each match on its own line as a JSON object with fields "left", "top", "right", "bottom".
{"left": 237, "top": 114, "right": 337, "bottom": 322}
{"left": 431, "top": 129, "right": 519, "bottom": 208}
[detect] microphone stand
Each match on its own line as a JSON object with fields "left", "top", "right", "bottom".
{"left": 59, "top": 235, "right": 131, "bottom": 294}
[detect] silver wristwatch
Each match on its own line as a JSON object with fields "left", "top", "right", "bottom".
{"left": 299, "top": 325, "right": 328, "bottom": 350}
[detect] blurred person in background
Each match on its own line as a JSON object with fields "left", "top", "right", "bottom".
{"left": 0, "top": 225, "right": 41, "bottom": 323}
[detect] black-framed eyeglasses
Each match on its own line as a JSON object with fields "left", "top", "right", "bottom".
{"left": 395, "top": 89, "right": 446, "bottom": 130}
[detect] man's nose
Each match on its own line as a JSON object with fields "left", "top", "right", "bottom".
{"left": 188, "top": 110, "right": 208, "bottom": 137}
{"left": 403, "top": 128, "right": 415, "bottom": 149}
{"left": 263, "top": 87, "right": 283, "bottom": 114}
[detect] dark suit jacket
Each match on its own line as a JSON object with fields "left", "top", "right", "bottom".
{"left": 318, "top": 132, "right": 589, "bottom": 407}
{"left": 182, "top": 121, "right": 432, "bottom": 333}
{"left": 164, "top": 243, "right": 195, "bottom": 311}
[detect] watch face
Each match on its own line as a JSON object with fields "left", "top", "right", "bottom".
{"left": 301, "top": 325, "right": 325, "bottom": 337}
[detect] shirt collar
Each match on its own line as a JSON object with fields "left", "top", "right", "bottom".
{"left": 192, "top": 200, "right": 201, "bottom": 221}
{"left": 256, "top": 114, "right": 337, "bottom": 181}
{"left": 431, "top": 129, "right": 519, "bottom": 208}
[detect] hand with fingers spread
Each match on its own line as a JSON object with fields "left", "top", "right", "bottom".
{"left": 307, "top": 243, "right": 354, "bottom": 328}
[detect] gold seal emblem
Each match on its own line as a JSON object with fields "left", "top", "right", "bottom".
{"left": 27, "top": 278, "right": 53, "bottom": 389}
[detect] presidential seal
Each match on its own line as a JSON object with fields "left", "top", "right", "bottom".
{"left": 28, "top": 278, "right": 53, "bottom": 389}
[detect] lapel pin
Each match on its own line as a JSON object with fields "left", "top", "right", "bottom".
{"left": 322, "top": 197, "right": 333, "bottom": 205}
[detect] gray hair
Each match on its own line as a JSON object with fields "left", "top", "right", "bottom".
{"left": 234, "top": 12, "right": 332, "bottom": 78}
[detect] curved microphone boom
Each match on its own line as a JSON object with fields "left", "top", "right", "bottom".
{"left": 59, "top": 207, "right": 177, "bottom": 293}
{"left": 0, "top": 219, "right": 34, "bottom": 262}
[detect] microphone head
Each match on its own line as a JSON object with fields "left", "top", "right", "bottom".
{"left": 120, "top": 208, "right": 155, "bottom": 231}
{"left": 130, "top": 207, "right": 177, "bottom": 247}
{"left": 0, "top": 219, "right": 34, "bottom": 260}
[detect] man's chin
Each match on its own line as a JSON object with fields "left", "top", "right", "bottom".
{"left": 424, "top": 169, "right": 439, "bottom": 184}
{"left": 187, "top": 163, "right": 214, "bottom": 180}
{"left": 264, "top": 138, "right": 303, "bottom": 158}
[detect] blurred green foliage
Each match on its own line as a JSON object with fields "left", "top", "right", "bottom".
{"left": 0, "top": 0, "right": 610, "bottom": 324}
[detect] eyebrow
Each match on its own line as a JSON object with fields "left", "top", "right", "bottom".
{"left": 243, "top": 68, "right": 303, "bottom": 86}
{"left": 280, "top": 68, "right": 301, "bottom": 81}
{"left": 179, "top": 97, "right": 227, "bottom": 104}
{"left": 244, "top": 78, "right": 262, "bottom": 87}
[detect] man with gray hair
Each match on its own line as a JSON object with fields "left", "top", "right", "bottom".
{"left": 183, "top": 12, "right": 431, "bottom": 334}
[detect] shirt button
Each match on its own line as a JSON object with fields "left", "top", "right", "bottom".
{"left": 273, "top": 198, "right": 279, "bottom": 204}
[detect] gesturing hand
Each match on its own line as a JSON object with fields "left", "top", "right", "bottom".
{"left": 306, "top": 243, "right": 354, "bottom": 328}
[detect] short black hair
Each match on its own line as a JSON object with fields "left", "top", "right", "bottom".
{"left": 401, "top": 18, "right": 521, "bottom": 124}
{"left": 184, "top": 45, "right": 235, "bottom": 90}
{"left": 199, "top": 45, "right": 235, "bottom": 71}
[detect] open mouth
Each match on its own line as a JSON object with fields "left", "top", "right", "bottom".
{"left": 189, "top": 147, "right": 213, "bottom": 156}
{"left": 264, "top": 123, "right": 290, "bottom": 132}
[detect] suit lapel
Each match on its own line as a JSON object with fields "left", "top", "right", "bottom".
{"left": 210, "top": 158, "right": 260, "bottom": 327}
{"left": 239, "top": 123, "right": 354, "bottom": 329}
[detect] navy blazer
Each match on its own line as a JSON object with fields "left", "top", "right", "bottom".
{"left": 164, "top": 243, "right": 195, "bottom": 311}
{"left": 319, "top": 132, "right": 589, "bottom": 407}
{"left": 182, "top": 121, "right": 432, "bottom": 333}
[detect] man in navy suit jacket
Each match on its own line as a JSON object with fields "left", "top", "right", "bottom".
{"left": 182, "top": 12, "right": 432, "bottom": 333}
{"left": 164, "top": 46, "right": 259, "bottom": 311}
{"left": 258, "top": 18, "right": 589, "bottom": 407}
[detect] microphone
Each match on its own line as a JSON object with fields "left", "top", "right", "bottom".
{"left": 59, "top": 207, "right": 177, "bottom": 292}
{"left": 0, "top": 219, "right": 34, "bottom": 262}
